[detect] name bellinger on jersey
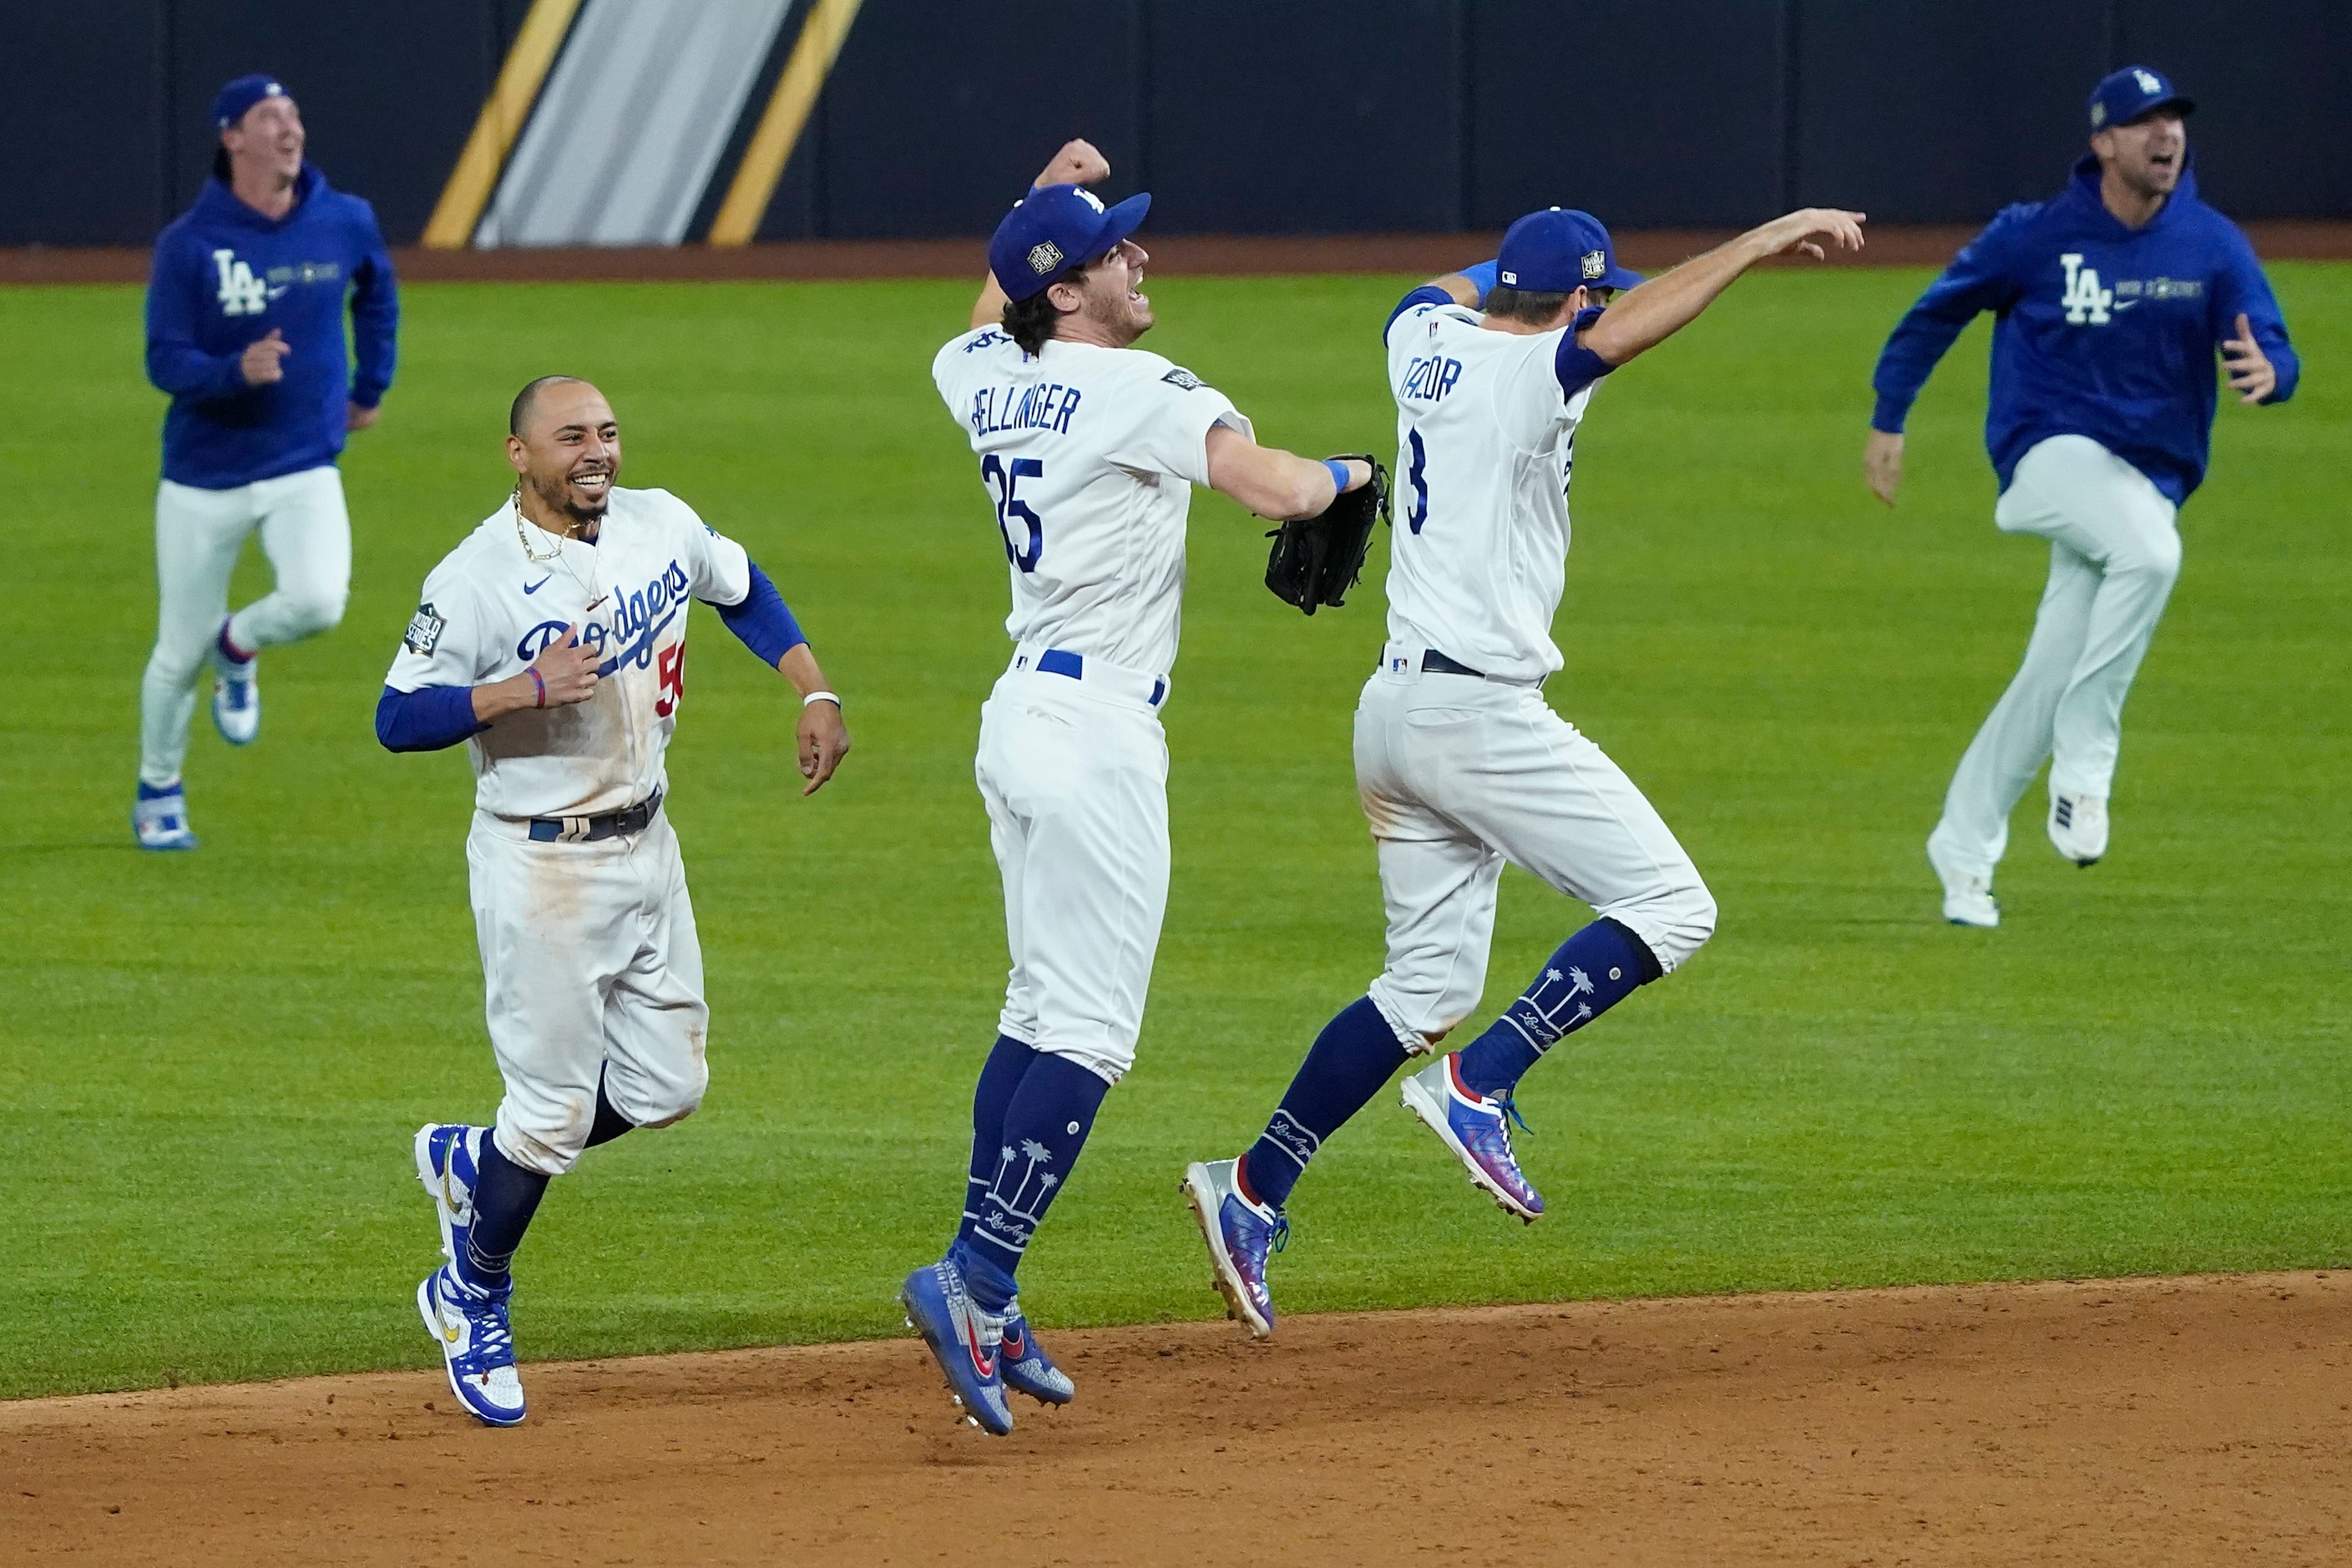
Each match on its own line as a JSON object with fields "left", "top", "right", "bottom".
{"left": 933, "top": 325, "right": 1249, "bottom": 682}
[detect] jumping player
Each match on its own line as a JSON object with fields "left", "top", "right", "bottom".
{"left": 380, "top": 377, "right": 848, "bottom": 1426}
{"left": 1184, "top": 203, "right": 1867, "bottom": 1337}
{"left": 135, "top": 74, "right": 398, "bottom": 850}
{"left": 905, "top": 139, "right": 1379, "bottom": 1434}
{"left": 1867, "top": 67, "right": 2299, "bottom": 926}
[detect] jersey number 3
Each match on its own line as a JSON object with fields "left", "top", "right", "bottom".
{"left": 981, "top": 455, "right": 1044, "bottom": 573}
{"left": 1404, "top": 427, "right": 1430, "bottom": 534}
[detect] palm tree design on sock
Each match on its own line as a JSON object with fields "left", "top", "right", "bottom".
{"left": 979, "top": 1139, "right": 1058, "bottom": 1256}
{"left": 1505, "top": 964, "right": 1598, "bottom": 1053}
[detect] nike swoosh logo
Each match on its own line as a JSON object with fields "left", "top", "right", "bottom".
{"left": 964, "top": 1320, "right": 997, "bottom": 1378}
{"left": 1003, "top": 1332, "right": 1026, "bottom": 1359}
{"left": 524, "top": 576, "right": 552, "bottom": 594}
{"left": 2112, "top": 301, "right": 2138, "bottom": 311}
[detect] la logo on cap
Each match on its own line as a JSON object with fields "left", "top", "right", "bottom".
{"left": 1581, "top": 250, "right": 1606, "bottom": 281}
{"left": 2133, "top": 68, "right": 2161, "bottom": 94}
{"left": 1027, "top": 240, "right": 1065, "bottom": 276}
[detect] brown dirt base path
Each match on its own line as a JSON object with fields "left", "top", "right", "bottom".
{"left": 6, "top": 1272, "right": 2348, "bottom": 1565}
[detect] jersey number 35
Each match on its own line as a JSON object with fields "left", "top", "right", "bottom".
{"left": 981, "top": 455, "right": 1044, "bottom": 573}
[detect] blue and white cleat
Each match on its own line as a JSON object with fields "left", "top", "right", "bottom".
{"left": 1399, "top": 1055, "right": 1545, "bottom": 1223}
{"left": 414, "top": 1123, "right": 483, "bottom": 1267}
{"left": 1181, "top": 1157, "right": 1285, "bottom": 1339}
{"left": 900, "top": 1257, "right": 1013, "bottom": 1435}
{"left": 999, "top": 1303, "right": 1075, "bottom": 1406}
{"left": 132, "top": 781, "right": 199, "bottom": 852}
{"left": 417, "top": 1264, "right": 526, "bottom": 1427}
{"left": 210, "top": 627, "right": 260, "bottom": 746}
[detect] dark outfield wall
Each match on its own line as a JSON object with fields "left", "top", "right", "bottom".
{"left": 10, "top": 0, "right": 2347, "bottom": 248}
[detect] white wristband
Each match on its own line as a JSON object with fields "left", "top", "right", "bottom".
{"left": 802, "top": 690, "right": 841, "bottom": 709}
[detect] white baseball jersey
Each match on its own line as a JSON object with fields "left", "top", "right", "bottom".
{"left": 931, "top": 326, "right": 1251, "bottom": 677}
{"left": 1382, "top": 300, "right": 1601, "bottom": 682}
{"left": 387, "top": 486, "right": 751, "bottom": 820}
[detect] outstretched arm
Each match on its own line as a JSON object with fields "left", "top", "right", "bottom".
{"left": 969, "top": 139, "right": 1114, "bottom": 330}
{"left": 1205, "top": 424, "right": 1372, "bottom": 520}
{"left": 1863, "top": 212, "right": 2026, "bottom": 503}
{"left": 1578, "top": 208, "right": 1867, "bottom": 368}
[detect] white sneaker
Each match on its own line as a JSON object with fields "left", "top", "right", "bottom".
{"left": 1926, "top": 833, "right": 1997, "bottom": 928}
{"left": 133, "top": 782, "right": 199, "bottom": 852}
{"left": 211, "top": 637, "right": 260, "bottom": 746}
{"left": 2048, "top": 792, "right": 2107, "bottom": 867}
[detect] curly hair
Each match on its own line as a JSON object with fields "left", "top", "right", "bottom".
{"left": 1003, "top": 290, "right": 1065, "bottom": 357}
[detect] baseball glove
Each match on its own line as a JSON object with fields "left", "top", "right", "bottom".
{"left": 1263, "top": 455, "right": 1390, "bottom": 615}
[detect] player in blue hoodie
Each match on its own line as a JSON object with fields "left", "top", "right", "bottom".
{"left": 1865, "top": 67, "right": 2299, "bottom": 926}
{"left": 134, "top": 74, "right": 399, "bottom": 850}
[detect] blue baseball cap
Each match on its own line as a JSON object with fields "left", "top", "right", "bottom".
{"left": 2088, "top": 66, "right": 2193, "bottom": 130}
{"left": 211, "top": 73, "right": 287, "bottom": 129}
{"left": 1497, "top": 208, "right": 1642, "bottom": 294}
{"left": 988, "top": 184, "right": 1151, "bottom": 302}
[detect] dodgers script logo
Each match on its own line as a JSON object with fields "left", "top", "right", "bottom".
{"left": 212, "top": 249, "right": 268, "bottom": 316}
{"left": 2059, "top": 253, "right": 2112, "bottom": 326}
{"left": 517, "top": 559, "right": 691, "bottom": 674}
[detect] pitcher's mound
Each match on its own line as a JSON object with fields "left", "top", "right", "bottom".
{"left": 7, "top": 1271, "right": 2348, "bottom": 1565}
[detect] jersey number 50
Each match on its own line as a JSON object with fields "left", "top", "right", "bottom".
{"left": 981, "top": 455, "right": 1044, "bottom": 573}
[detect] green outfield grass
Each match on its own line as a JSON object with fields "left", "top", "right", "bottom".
{"left": 2, "top": 264, "right": 2345, "bottom": 1400}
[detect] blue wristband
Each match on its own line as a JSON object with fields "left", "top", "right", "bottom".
{"left": 1323, "top": 458, "right": 1352, "bottom": 494}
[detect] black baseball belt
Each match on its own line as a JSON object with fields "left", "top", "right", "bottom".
{"left": 526, "top": 788, "right": 664, "bottom": 844}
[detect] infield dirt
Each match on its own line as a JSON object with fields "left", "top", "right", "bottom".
{"left": 7, "top": 1272, "right": 2346, "bottom": 1565}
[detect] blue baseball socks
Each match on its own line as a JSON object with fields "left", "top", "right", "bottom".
{"left": 950, "top": 1045, "right": 1110, "bottom": 1315}
{"left": 459, "top": 1140, "right": 545, "bottom": 1293}
{"left": 956, "top": 1034, "right": 1039, "bottom": 1254}
{"left": 1454, "top": 917, "right": 1662, "bottom": 1098}
{"left": 1237, "top": 995, "right": 1411, "bottom": 1211}
{"left": 456, "top": 1075, "right": 634, "bottom": 1293}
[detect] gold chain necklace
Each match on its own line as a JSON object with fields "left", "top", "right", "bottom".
{"left": 511, "top": 488, "right": 606, "bottom": 608}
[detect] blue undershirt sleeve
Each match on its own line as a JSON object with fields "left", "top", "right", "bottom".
{"left": 1554, "top": 306, "right": 1612, "bottom": 397}
{"left": 1383, "top": 284, "right": 1458, "bottom": 341}
{"left": 376, "top": 685, "right": 487, "bottom": 752}
{"left": 712, "top": 560, "right": 807, "bottom": 669}
{"left": 1870, "top": 210, "right": 2026, "bottom": 433}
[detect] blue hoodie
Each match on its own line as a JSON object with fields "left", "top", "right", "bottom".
{"left": 1870, "top": 157, "right": 2299, "bottom": 506}
{"left": 145, "top": 163, "right": 398, "bottom": 490}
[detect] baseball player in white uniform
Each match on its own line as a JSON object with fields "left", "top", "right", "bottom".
{"left": 899, "top": 139, "right": 1380, "bottom": 1435}
{"left": 378, "top": 377, "right": 849, "bottom": 1425}
{"left": 1185, "top": 203, "right": 1867, "bottom": 1337}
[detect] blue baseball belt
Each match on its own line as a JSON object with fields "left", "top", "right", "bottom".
{"left": 527, "top": 787, "right": 664, "bottom": 843}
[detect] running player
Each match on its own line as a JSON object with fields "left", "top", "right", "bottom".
{"left": 903, "top": 139, "right": 1380, "bottom": 1434}
{"left": 135, "top": 74, "right": 398, "bottom": 850}
{"left": 381, "top": 376, "right": 849, "bottom": 1426}
{"left": 1184, "top": 203, "right": 1867, "bottom": 1337}
{"left": 1865, "top": 67, "right": 2299, "bottom": 924}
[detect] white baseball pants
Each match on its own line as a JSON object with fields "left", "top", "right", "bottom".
{"left": 977, "top": 652, "right": 1171, "bottom": 1086}
{"left": 138, "top": 465, "right": 352, "bottom": 786}
{"left": 1930, "top": 435, "right": 2182, "bottom": 878}
{"left": 468, "top": 809, "right": 710, "bottom": 1176}
{"left": 1356, "top": 654, "right": 1717, "bottom": 1053}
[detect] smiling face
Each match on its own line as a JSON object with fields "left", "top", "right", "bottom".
{"left": 506, "top": 379, "right": 620, "bottom": 530}
{"left": 1046, "top": 239, "right": 1154, "bottom": 347}
{"left": 221, "top": 94, "right": 304, "bottom": 186}
{"left": 2092, "top": 109, "right": 2188, "bottom": 200}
